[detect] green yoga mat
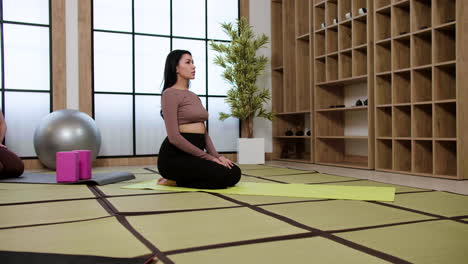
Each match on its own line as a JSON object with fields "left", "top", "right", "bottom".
{"left": 122, "top": 181, "right": 395, "bottom": 202}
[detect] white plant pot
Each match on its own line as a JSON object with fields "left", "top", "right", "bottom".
{"left": 237, "top": 138, "right": 265, "bottom": 164}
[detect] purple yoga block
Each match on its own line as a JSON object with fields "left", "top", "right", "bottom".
{"left": 56, "top": 151, "right": 79, "bottom": 183}
{"left": 75, "top": 150, "right": 92, "bottom": 180}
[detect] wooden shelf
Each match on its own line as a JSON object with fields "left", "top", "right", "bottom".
{"left": 316, "top": 106, "right": 368, "bottom": 112}
{"left": 316, "top": 74, "right": 367, "bottom": 86}
{"left": 317, "top": 136, "right": 368, "bottom": 139}
{"left": 275, "top": 136, "right": 311, "bottom": 139}
{"left": 273, "top": 66, "right": 284, "bottom": 72}
{"left": 297, "top": 33, "right": 310, "bottom": 41}
{"left": 275, "top": 111, "right": 310, "bottom": 116}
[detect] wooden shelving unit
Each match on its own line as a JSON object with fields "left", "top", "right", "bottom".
{"left": 313, "top": 0, "right": 375, "bottom": 169}
{"left": 271, "top": 0, "right": 467, "bottom": 179}
{"left": 374, "top": 0, "right": 467, "bottom": 179}
{"left": 271, "top": 0, "right": 313, "bottom": 163}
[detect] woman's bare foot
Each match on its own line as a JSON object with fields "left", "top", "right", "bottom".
{"left": 157, "top": 178, "right": 177, "bottom": 186}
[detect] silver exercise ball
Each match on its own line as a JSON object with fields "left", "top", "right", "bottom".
{"left": 34, "top": 109, "right": 101, "bottom": 169}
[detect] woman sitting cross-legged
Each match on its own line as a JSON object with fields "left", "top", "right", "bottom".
{"left": 157, "top": 49, "right": 241, "bottom": 189}
{"left": 0, "top": 112, "right": 24, "bottom": 178}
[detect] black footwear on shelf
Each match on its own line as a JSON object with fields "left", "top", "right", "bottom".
{"left": 364, "top": 99, "right": 368, "bottom": 106}
{"left": 285, "top": 130, "right": 293, "bottom": 136}
{"left": 295, "top": 130, "right": 304, "bottom": 136}
{"left": 355, "top": 99, "right": 363, "bottom": 106}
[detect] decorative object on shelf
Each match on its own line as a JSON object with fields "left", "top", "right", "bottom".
{"left": 285, "top": 128, "right": 294, "bottom": 136}
{"left": 358, "top": 8, "right": 367, "bottom": 15}
{"left": 305, "top": 128, "right": 311, "bottom": 137}
{"left": 321, "top": 22, "right": 326, "bottom": 29}
{"left": 330, "top": 104, "right": 345, "bottom": 108}
{"left": 345, "top": 12, "right": 352, "bottom": 20}
{"left": 333, "top": 18, "right": 338, "bottom": 25}
{"left": 364, "top": 99, "right": 368, "bottom": 106}
{"left": 211, "top": 17, "right": 272, "bottom": 164}
{"left": 295, "top": 130, "right": 304, "bottom": 136}
{"left": 355, "top": 99, "right": 363, "bottom": 107}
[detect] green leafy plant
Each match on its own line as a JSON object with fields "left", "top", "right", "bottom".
{"left": 210, "top": 17, "right": 273, "bottom": 138}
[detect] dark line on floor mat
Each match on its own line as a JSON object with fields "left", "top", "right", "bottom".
{"left": 328, "top": 218, "right": 441, "bottom": 234}
{"left": 306, "top": 179, "right": 366, "bottom": 185}
{"left": 209, "top": 193, "right": 412, "bottom": 264}
{"left": 242, "top": 175, "right": 287, "bottom": 184}
{"left": 0, "top": 251, "right": 149, "bottom": 264}
{"left": 0, "top": 215, "right": 114, "bottom": 230}
{"left": 0, "top": 197, "right": 98, "bottom": 207}
{"left": 119, "top": 205, "right": 244, "bottom": 216}
{"left": 164, "top": 232, "right": 317, "bottom": 255}
{"left": 242, "top": 171, "right": 316, "bottom": 177}
{"left": 144, "top": 168, "right": 160, "bottom": 174}
{"left": 368, "top": 201, "right": 451, "bottom": 219}
{"left": 395, "top": 190, "right": 436, "bottom": 195}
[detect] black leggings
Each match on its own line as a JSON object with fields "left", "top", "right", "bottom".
{"left": 0, "top": 147, "right": 24, "bottom": 178}
{"left": 157, "top": 133, "right": 241, "bottom": 189}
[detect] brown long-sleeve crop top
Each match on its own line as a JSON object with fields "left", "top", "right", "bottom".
{"left": 161, "top": 88, "right": 221, "bottom": 160}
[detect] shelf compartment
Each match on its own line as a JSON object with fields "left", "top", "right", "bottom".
{"left": 394, "top": 139, "right": 412, "bottom": 172}
{"left": 275, "top": 113, "right": 310, "bottom": 137}
{"left": 392, "top": 1, "right": 410, "bottom": 37}
{"left": 434, "top": 140, "right": 457, "bottom": 177}
{"left": 326, "top": 28, "right": 338, "bottom": 54}
{"left": 339, "top": 23, "right": 352, "bottom": 50}
{"left": 412, "top": 0, "right": 432, "bottom": 31}
{"left": 376, "top": 74, "right": 392, "bottom": 105}
{"left": 315, "top": 30, "right": 326, "bottom": 56}
{"left": 316, "top": 138, "right": 369, "bottom": 169}
{"left": 316, "top": 110, "right": 344, "bottom": 137}
{"left": 393, "top": 37, "right": 411, "bottom": 70}
{"left": 272, "top": 70, "right": 284, "bottom": 113}
{"left": 271, "top": 1, "right": 283, "bottom": 67}
{"left": 326, "top": 0, "right": 338, "bottom": 26}
{"left": 412, "top": 31, "right": 432, "bottom": 67}
{"left": 339, "top": 51, "right": 352, "bottom": 79}
{"left": 376, "top": 41, "right": 391, "bottom": 73}
{"left": 315, "top": 57, "right": 326, "bottom": 83}
{"left": 375, "top": 8, "right": 391, "bottom": 41}
{"left": 352, "top": 0, "right": 367, "bottom": 17}
{"left": 326, "top": 54, "right": 339, "bottom": 81}
{"left": 412, "top": 68, "right": 432, "bottom": 102}
{"left": 296, "top": 39, "right": 310, "bottom": 111}
{"left": 352, "top": 19, "right": 367, "bottom": 47}
{"left": 376, "top": 106, "right": 392, "bottom": 137}
{"left": 393, "top": 71, "right": 411, "bottom": 104}
{"left": 413, "top": 104, "right": 433, "bottom": 138}
{"left": 413, "top": 140, "right": 433, "bottom": 174}
{"left": 314, "top": 4, "right": 326, "bottom": 30}
{"left": 377, "top": 139, "right": 392, "bottom": 170}
{"left": 339, "top": 0, "right": 352, "bottom": 21}
{"left": 434, "top": 25, "right": 455, "bottom": 63}
{"left": 434, "top": 102, "right": 456, "bottom": 138}
{"left": 394, "top": 105, "right": 411, "bottom": 137}
{"left": 352, "top": 48, "right": 367, "bottom": 76}
{"left": 295, "top": 0, "right": 310, "bottom": 37}
{"left": 434, "top": 63, "right": 456, "bottom": 101}
{"left": 277, "top": 138, "right": 311, "bottom": 161}
{"left": 433, "top": 0, "right": 455, "bottom": 26}
{"left": 376, "top": 0, "right": 391, "bottom": 9}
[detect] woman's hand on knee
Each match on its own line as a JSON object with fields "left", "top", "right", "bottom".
{"left": 216, "top": 156, "right": 234, "bottom": 169}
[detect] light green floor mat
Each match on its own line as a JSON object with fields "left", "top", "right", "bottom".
{"left": 242, "top": 168, "right": 313, "bottom": 176}
{"left": 0, "top": 199, "right": 110, "bottom": 228}
{"left": 0, "top": 183, "right": 95, "bottom": 204}
{"left": 383, "top": 191, "right": 468, "bottom": 217}
{"left": 96, "top": 173, "right": 165, "bottom": 196}
{"left": 126, "top": 207, "right": 305, "bottom": 252}
{"left": 263, "top": 173, "right": 361, "bottom": 183}
{"left": 0, "top": 217, "right": 151, "bottom": 258}
{"left": 337, "top": 220, "right": 468, "bottom": 264}
{"left": 223, "top": 194, "right": 322, "bottom": 205}
{"left": 122, "top": 181, "right": 396, "bottom": 201}
{"left": 239, "top": 176, "right": 279, "bottom": 183}
{"left": 236, "top": 164, "right": 278, "bottom": 170}
{"left": 260, "top": 200, "right": 434, "bottom": 231}
{"left": 108, "top": 192, "right": 237, "bottom": 213}
{"left": 170, "top": 236, "right": 387, "bottom": 264}
{"left": 323, "top": 180, "right": 429, "bottom": 193}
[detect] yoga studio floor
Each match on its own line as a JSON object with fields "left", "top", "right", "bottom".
{"left": 1, "top": 162, "right": 467, "bottom": 264}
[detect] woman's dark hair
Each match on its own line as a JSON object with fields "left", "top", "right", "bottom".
{"left": 160, "top": 49, "right": 192, "bottom": 118}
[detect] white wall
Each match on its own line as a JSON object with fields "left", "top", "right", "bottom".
{"left": 66, "top": 0, "right": 79, "bottom": 110}
{"left": 250, "top": 0, "right": 273, "bottom": 153}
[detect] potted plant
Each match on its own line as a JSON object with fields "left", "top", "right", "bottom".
{"left": 210, "top": 17, "right": 273, "bottom": 164}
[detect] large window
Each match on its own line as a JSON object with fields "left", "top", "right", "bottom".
{"left": 92, "top": 0, "right": 240, "bottom": 157}
{"left": 1, "top": 0, "right": 52, "bottom": 158}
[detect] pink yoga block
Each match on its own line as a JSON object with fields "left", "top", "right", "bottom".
{"left": 56, "top": 151, "right": 79, "bottom": 183}
{"left": 75, "top": 150, "right": 92, "bottom": 180}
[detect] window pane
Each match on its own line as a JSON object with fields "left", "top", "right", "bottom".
{"left": 94, "top": 32, "right": 132, "bottom": 92}
{"left": 135, "top": 95, "right": 166, "bottom": 155}
{"left": 135, "top": 0, "right": 170, "bottom": 35}
{"left": 172, "top": 0, "right": 205, "bottom": 38}
{"left": 207, "top": 0, "right": 238, "bottom": 40}
{"left": 135, "top": 36, "right": 170, "bottom": 94}
{"left": 208, "top": 42, "right": 230, "bottom": 95}
{"left": 3, "top": 0, "right": 49, "bottom": 25}
{"left": 94, "top": 94, "right": 133, "bottom": 156}
{"left": 4, "top": 92, "right": 50, "bottom": 157}
{"left": 93, "top": 0, "right": 132, "bottom": 32}
{"left": 172, "top": 39, "right": 206, "bottom": 95}
{"left": 208, "top": 97, "right": 239, "bottom": 152}
{"left": 4, "top": 24, "right": 50, "bottom": 90}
